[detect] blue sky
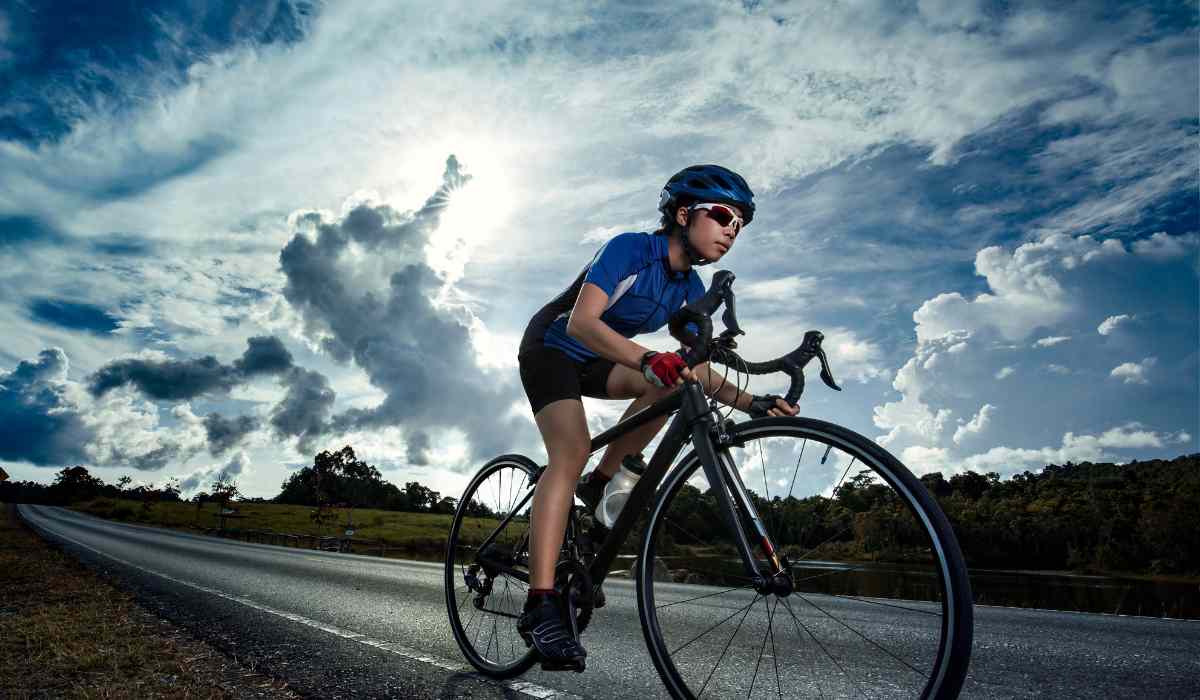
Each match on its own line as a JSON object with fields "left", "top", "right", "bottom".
{"left": 0, "top": 0, "right": 1195, "bottom": 498}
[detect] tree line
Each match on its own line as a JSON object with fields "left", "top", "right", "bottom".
{"left": 3, "top": 450, "right": 1196, "bottom": 575}
{"left": 663, "top": 453, "right": 1199, "bottom": 576}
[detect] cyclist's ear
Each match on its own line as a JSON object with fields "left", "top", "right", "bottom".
{"left": 674, "top": 206, "right": 689, "bottom": 228}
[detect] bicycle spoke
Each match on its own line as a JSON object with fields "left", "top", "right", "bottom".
{"left": 786, "top": 439, "right": 808, "bottom": 500}
{"left": 780, "top": 597, "right": 851, "bottom": 698}
{"left": 768, "top": 598, "right": 782, "bottom": 700}
{"left": 697, "top": 594, "right": 760, "bottom": 698}
{"left": 749, "top": 596, "right": 772, "bottom": 698}
{"left": 656, "top": 585, "right": 754, "bottom": 610}
{"left": 833, "top": 593, "right": 941, "bottom": 617}
{"left": 793, "top": 591, "right": 928, "bottom": 679}
{"left": 791, "top": 524, "right": 853, "bottom": 562}
{"left": 670, "top": 594, "right": 762, "bottom": 657}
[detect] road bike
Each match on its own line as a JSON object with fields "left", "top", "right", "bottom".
{"left": 444, "top": 271, "right": 974, "bottom": 698}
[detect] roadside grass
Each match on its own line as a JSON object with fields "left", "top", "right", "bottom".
{"left": 71, "top": 498, "right": 505, "bottom": 559}
{"left": 0, "top": 503, "right": 297, "bottom": 699}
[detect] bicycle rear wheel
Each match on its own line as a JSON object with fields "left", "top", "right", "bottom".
{"left": 444, "top": 454, "right": 540, "bottom": 678}
{"left": 638, "top": 416, "right": 973, "bottom": 699}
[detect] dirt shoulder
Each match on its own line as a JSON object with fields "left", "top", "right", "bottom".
{"left": 1, "top": 502, "right": 303, "bottom": 699}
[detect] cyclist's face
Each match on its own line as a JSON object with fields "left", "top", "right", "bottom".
{"left": 678, "top": 204, "right": 743, "bottom": 261}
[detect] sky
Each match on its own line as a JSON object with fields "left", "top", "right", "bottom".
{"left": 0, "top": 0, "right": 1196, "bottom": 500}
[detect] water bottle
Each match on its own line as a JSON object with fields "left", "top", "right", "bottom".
{"left": 595, "top": 453, "right": 646, "bottom": 528}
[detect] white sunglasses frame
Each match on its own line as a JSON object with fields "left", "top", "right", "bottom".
{"left": 689, "top": 202, "right": 744, "bottom": 232}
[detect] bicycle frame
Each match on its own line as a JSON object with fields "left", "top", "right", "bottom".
{"left": 475, "top": 379, "right": 789, "bottom": 592}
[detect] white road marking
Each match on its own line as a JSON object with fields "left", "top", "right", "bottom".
{"left": 21, "top": 506, "right": 583, "bottom": 700}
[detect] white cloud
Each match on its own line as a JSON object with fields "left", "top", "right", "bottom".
{"left": 1132, "top": 232, "right": 1200, "bottom": 261}
{"left": 1110, "top": 357, "right": 1156, "bottom": 385}
{"left": 995, "top": 366, "right": 1015, "bottom": 380}
{"left": 959, "top": 424, "right": 1169, "bottom": 476}
{"left": 953, "top": 403, "right": 995, "bottom": 445}
{"left": 740, "top": 275, "right": 820, "bottom": 300}
{"left": 1034, "top": 336, "right": 1070, "bottom": 348}
{"left": 1098, "top": 314, "right": 1133, "bottom": 335}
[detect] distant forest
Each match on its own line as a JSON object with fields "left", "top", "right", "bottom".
{"left": 3, "top": 449, "right": 1196, "bottom": 576}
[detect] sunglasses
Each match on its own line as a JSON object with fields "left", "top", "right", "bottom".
{"left": 690, "top": 202, "right": 743, "bottom": 234}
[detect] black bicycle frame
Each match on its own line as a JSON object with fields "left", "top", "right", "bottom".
{"left": 475, "top": 379, "right": 787, "bottom": 590}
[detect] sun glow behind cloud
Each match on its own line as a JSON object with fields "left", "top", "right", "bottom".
{"left": 423, "top": 144, "right": 523, "bottom": 285}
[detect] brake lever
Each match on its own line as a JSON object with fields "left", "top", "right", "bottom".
{"left": 816, "top": 346, "right": 841, "bottom": 391}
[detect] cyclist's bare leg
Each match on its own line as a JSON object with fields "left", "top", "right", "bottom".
{"left": 591, "top": 364, "right": 678, "bottom": 478}
{"left": 529, "top": 398, "right": 591, "bottom": 590}
{"left": 591, "top": 362, "right": 735, "bottom": 477}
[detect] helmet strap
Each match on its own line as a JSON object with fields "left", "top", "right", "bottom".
{"left": 679, "top": 224, "right": 712, "bottom": 267}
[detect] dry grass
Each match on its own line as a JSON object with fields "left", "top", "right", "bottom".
{"left": 71, "top": 498, "right": 520, "bottom": 560}
{"left": 0, "top": 503, "right": 299, "bottom": 699}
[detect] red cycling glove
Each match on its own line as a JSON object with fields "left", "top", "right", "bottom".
{"left": 641, "top": 351, "right": 687, "bottom": 388}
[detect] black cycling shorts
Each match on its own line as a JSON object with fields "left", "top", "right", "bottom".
{"left": 518, "top": 343, "right": 614, "bottom": 415}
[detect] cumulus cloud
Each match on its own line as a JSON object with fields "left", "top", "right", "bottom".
{"left": 913, "top": 234, "right": 1129, "bottom": 343}
{"left": 269, "top": 367, "right": 336, "bottom": 453}
{"left": 0, "top": 348, "right": 91, "bottom": 465}
{"left": 203, "top": 413, "right": 259, "bottom": 456}
{"left": 279, "top": 156, "right": 534, "bottom": 464}
{"left": 953, "top": 404, "right": 995, "bottom": 446}
{"left": 88, "top": 335, "right": 293, "bottom": 399}
{"left": 995, "top": 366, "right": 1015, "bottom": 380}
{"left": 1111, "top": 357, "right": 1156, "bottom": 385}
{"left": 0, "top": 347, "right": 212, "bottom": 470}
{"left": 959, "top": 424, "right": 1171, "bottom": 476}
{"left": 1097, "top": 314, "right": 1133, "bottom": 335}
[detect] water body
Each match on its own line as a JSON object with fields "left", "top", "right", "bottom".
{"left": 623, "top": 555, "right": 1200, "bottom": 619}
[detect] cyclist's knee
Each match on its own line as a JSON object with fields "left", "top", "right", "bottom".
{"left": 547, "top": 440, "right": 590, "bottom": 469}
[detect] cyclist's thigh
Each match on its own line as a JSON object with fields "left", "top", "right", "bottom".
{"left": 533, "top": 399, "right": 590, "bottom": 460}
{"left": 605, "top": 363, "right": 676, "bottom": 401}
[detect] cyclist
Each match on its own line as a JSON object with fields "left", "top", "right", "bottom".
{"left": 515, "top": 164, "right": 800, "bottom": 670}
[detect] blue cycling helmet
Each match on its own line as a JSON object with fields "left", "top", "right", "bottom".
{"left": 658, "top": 164, "right": 755, "bottom": 225}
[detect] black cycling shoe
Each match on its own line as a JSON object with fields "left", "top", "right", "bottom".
{"left": 575, "top": 471, "right": 608, "bottom": 513}
{"left": 517, "top": 594, "right": 587, "bottom": 672}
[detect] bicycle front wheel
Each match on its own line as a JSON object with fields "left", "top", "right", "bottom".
{"left": 444, "top": 454, "right": 540, "bottom": 678}
{"left": 638, "top": 417, "right": 973, "bottom": 699}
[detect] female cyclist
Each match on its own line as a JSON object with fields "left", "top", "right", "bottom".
{"left": 515, "top": 165, "right": 799, "bottom": 670}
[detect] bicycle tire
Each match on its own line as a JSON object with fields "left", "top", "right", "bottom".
{"left": 637, "top": 416, "right": 974, "bottom": 699}
{"left": 444, "top": 454, "right": 540, "bottom": 678}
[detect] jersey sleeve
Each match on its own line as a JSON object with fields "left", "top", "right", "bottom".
{"left": 583, "top": 232, "right": 650, "bottom": 296}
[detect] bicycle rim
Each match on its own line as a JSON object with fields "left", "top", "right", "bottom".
{"left": 638, "top": 417, "right": 973, "bottom": 699}
{"left": 444, "top": 454, "right": 540, "bottom": 678}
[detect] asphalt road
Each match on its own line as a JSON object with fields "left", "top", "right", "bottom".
{"left": 19, "top": 505, "right": 1200, "bottom": 699}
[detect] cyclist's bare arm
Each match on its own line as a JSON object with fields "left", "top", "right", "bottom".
{"left": 684, "top": 364, "right": 799, "bottom": 416}
{"left": 566, "top": 282, "right": 654, "bottom": 371}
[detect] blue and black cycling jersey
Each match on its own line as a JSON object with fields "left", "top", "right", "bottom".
{"left": 520, "top": 232, "right": 706, "bottom": 362}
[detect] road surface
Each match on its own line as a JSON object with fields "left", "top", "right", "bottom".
{"left": 19, "top": 505, "right": 1200, "bottom": 699}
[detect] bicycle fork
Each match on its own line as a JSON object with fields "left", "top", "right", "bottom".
{"left": 692, "top": 422, "right": 794, "bottom": 597}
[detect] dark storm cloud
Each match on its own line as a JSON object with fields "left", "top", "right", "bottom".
{"left": 88, "top": 335, "right": 295, "bottom": 400}
{"left": 0, "top": 1, "right": 317, "bottom": 146}
{"left": 269, "top": 367, "right": 336, "bottom": 453}
{"left": 84, "top": 332, "right": 342, "bottom": 455}
{"left": 29, "top": 298, "right": 119, "bottom": 334}
{"left": 406, "top": 430, "right": 431, "bottom": 466}
{"left": 233, "top": 335, "right": 294, "bottom": 376}
{"left": 279, "top": 155, "right": 534, "bottom": 462}
{"left": 0, "top": 348, "right": 92, "bottom": 466}
{"left": 203, "top": 413, "right": 260, "bottom": 456}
